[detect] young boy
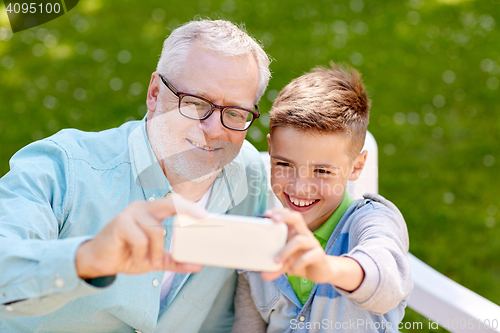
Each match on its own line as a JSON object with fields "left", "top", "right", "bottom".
{"left": 232, "top": 63, "right": 412, "bottom": 332}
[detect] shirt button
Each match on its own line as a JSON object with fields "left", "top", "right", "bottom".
{"left": 299, "top": 315, "right": 306, "bottom": 322}
{"left": 55, "top": 278, "right": 65, "bottom": 288}
{"left": 152, "top": 279, "right": 159, "bottom": 287}
{"left": 6, "top": 305, "right": 13, "bottom": 312}
{"left": 301, "top": 277, "right": 309, "bottom": 284}
{"left": 148, "top": 196, "right": 155, "bottom": 202}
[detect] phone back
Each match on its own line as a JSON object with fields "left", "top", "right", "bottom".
{"left": 172, "top": 214, "right": 287, "bottom": 272}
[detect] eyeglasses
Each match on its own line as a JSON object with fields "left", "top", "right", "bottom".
{"left": 158, "top": 74, "right": 260, "bottom": 131}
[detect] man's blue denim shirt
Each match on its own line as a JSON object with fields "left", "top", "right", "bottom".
{"left": 0, "top": 119, "right": 268, "bottom": 332}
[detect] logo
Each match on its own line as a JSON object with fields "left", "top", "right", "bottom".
{"left": 4, "top": 0, "right": 79, "bottom": 33}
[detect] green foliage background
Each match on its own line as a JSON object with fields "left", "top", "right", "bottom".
{"left": 1, "top": 0, "right": 499, "bottom": 331}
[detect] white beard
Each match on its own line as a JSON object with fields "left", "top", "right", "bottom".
{"left": 147, "top": 100, "right": 235, "bottom": 183}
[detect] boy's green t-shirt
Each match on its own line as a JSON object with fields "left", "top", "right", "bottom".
{"left": 287, "top": 191, "right": 355, "bottom": 305}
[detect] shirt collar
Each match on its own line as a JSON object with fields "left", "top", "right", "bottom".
{"left": 204, "top": 148, "right": 250, "bottom": 214}
{"left": 313, "top": 191, "right": 355, "bottom": 246}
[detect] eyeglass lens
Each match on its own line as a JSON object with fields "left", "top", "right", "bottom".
{"left": 179, "top": 95, "right": 253, "bottom": 130}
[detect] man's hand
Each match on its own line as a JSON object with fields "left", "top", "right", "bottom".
{"left": 261, "top": 208, "right": 364, "bottom": 292}
{"left": 75, "top": 194, "right": 205, "bottom": 279}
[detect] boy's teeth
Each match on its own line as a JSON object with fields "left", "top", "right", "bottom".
{"left": 289, "top": 196, "right": 316, "bottom": 207}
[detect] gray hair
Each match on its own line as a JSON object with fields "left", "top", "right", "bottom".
{"left": 156, "top": 19, "right": 271, "bottom": 102}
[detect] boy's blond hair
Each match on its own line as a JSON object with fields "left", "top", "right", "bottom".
{"left": 269, "top": 62, "right": 370, "bottom": 160}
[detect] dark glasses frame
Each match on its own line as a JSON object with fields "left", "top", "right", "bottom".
{"left": 158, "top": 73, "right": 260, "bottom": 131}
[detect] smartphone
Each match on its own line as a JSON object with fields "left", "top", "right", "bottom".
{"left": 171, "top": 213, "right": 287, "bottom": 272}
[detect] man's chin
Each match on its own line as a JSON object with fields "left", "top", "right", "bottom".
{"left": 188, "top": 169, "right": 220, "bottom": 183}
{"left": 163, "top": 158, "right": 224, "bottom": 185}
{"left": 158, "top": 141, "right": 241, "bottom": 185}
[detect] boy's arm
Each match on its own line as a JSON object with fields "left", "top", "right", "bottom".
{"left": 231, "top": 274, "right": 267, "bottom": 333}
{"left": 261, "top": 204, "right": 411, "bottom": 314}
{"left": 323, "top": 256, "right": 365, "bottom": 291}
{"left": 336, "top": 199, "right": 412, "bottom": 314}
{"left": 261, "top": 209, "right": 364, "bottom": 291}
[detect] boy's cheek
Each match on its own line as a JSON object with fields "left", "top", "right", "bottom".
{"left": 270, "top": 170, "right": 287, "bottom": 190}
{"left": 270, "top": 179, "right": 286, "bottom": 197}
{"left": 271, "top": 165, "right": 289, "bottom": 179}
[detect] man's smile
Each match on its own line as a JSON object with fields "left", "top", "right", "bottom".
{"left": 186, "top": 138, "right": 222, "bottom": 152}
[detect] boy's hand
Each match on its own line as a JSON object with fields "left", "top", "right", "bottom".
{"left": 261, "top": 209, "right": 330, "bottom": 282}
{"left": 261, "top": 208, "right": 364, "bottom": 292}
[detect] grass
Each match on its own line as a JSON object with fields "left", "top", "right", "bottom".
{"left": 1, "top": 0, "right": 499, "bottom": 331}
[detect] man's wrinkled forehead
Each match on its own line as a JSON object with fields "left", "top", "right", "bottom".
{"left": 174, "top": 45, "right": 259, "bottom": 108}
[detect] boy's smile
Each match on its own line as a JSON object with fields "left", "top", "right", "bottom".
{"left": 285, "top": 193, "right": 319, "bottom": 211}
{"left": 268, "top": 127, "right": 366, "bottom": 231}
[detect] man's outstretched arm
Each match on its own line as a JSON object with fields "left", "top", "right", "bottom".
{"left": 0, "top": 140, "right": 203, "bottom": 318}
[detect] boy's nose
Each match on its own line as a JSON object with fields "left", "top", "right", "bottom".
{"left": 292, "top": 177, "right": 319, "bottom": 197}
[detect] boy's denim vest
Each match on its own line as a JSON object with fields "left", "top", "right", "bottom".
{"left": 243, "top": 195, "right": 410, "bottom": 333}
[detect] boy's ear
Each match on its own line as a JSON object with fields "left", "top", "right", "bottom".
{"left": 349, "top": 150, "right": 368, "bottom": 181}
{"left": 267, "top": 133, "right": 271, "bottom": 155}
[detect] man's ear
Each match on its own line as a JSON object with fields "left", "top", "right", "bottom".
{"left": 146, "top": 73, "right": 160, "bottom": 113}
{"left": 349, "top": 150, "right": 368, "bottom": 181}
{"left": 267, "top": 133, "right": 271, "bottom": 155}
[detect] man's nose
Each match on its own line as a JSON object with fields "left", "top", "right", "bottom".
{"left": 199, "top": 109, "right": 225, "bottom": 138}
